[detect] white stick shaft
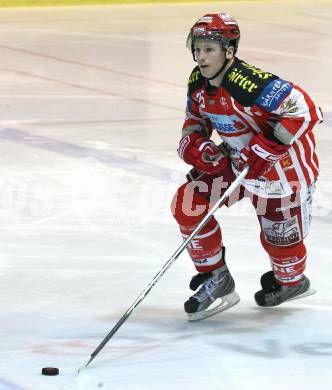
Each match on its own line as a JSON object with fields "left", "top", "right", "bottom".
{"left": 79, "top": 167, "right": 248, "bottom": 370}
{"left": 131, "top": 166, "right": 249, "bottom": 311}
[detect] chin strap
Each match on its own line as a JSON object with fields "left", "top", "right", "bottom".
{"left": 206, "top": 57, "right": 230, "bottom": 81}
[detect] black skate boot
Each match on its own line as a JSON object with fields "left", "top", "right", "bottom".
{"left": 184, "top": 248, "right": 240, "bottom": 321}
{"left": 255, "top": 271, "right": 316, "bottom": 307}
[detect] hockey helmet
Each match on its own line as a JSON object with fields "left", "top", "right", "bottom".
{"left": 187, "top": 13, "right": 240, "bottom": 55}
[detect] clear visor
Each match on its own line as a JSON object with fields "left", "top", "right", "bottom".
{"left": 186, "top": 30, "right": 228, "bottom": 50}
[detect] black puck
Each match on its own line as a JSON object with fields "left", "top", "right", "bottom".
{"left": 42, "top": 367, "right": 59, "bottom": 376}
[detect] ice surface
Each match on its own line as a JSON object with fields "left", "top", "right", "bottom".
{"left": 0, "top": 1, "right": 331, "bottom": 389}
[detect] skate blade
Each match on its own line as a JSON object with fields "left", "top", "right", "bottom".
{"left": 287, "top": 288, "right": 317, "bottom": 302}
{"left": 187, "top": 291, "right": 240, "bottom": 322}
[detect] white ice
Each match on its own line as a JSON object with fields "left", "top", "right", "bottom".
{"left": 0, "top": 1, "right": 331, "bottom": 389}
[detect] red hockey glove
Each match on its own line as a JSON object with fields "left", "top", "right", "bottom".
{"left": 178, "top": 133, "right": 229, "bottom": 175}
{"left": 238, "top": 133, "right": 289, "bottom": 179}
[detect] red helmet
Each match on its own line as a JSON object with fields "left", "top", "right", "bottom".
{"left": 187, "top": 13, "right": 240, "bottom": 54}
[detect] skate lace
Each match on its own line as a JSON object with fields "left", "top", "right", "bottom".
{"left": 193, "top": 275, "right": 225, "bottom": 301}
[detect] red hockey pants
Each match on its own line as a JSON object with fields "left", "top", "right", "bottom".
{"left": 171, "top": 165, "right": 313, "bottom": 286}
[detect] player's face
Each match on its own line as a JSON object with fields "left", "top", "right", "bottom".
{"left": 194, "top": 40, "right": 225, "bottom": 78}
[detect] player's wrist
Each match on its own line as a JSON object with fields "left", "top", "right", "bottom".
{"left": 249, "top": 133, "right": 289, "bottom": 160}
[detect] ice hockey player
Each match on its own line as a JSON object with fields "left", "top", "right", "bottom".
{"left": 171, "top": 13, "right": 323, "bottom": 321}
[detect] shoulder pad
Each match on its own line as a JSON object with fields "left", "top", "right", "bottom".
{"left": 187, "top": 66, "right": 205, "bottom": 95}
{"left": 223, "top": 59, "right": 278, "bottom": 107}
{"left": 255, "top": 79, "right": 293, "bottom": 112}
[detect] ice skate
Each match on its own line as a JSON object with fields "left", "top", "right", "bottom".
{"left": 255, "top": 271, "right": 316, "bottom": 307}
{"left": 184, "top": 263, "right": 240, "bottom": 322}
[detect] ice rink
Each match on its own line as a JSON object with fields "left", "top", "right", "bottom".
{"left": 0, "top": 0, "right": 331, "bottom": 389}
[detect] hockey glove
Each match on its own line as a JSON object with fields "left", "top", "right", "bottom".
{"left": 238, "top": 133, "right": 289, "bottom": 179}
{"left": 178, "top": 133, "right": 229, "bottom": 175}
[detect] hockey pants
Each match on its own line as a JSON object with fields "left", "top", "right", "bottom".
{"left": 171, "top": 165, "right": 314, "bottom": 286}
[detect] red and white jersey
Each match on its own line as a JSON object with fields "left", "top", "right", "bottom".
{"left": 183, "top": 57, "right": 323, "bottom": 198}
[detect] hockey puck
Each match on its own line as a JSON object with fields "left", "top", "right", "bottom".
{"left": 41, "top": 367, "right": 59, "bottom": 376}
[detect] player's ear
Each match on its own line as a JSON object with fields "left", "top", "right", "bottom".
{"left": 225, "top": 46, "right": 234, "bottom": 60}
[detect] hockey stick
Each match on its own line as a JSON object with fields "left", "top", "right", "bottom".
{"left": 78, "top": 166, "right": 249, "bottom": 372}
